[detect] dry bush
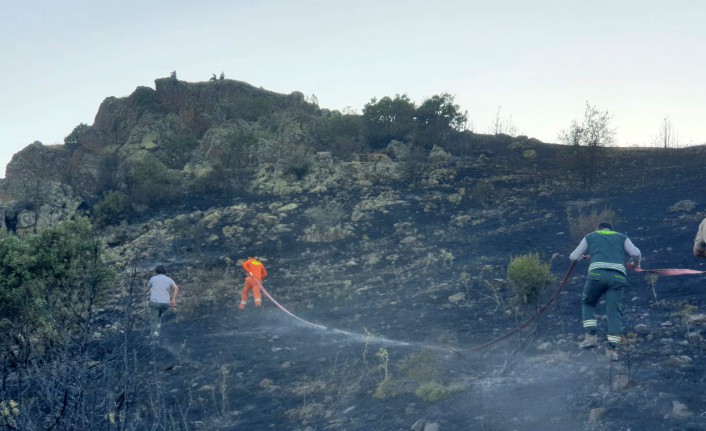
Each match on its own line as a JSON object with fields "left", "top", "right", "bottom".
{"left": 471, "top": 181, "right": 498, "bottom": 207}
{"left": 305, "top": 202, "right": 345, "bottom": 228}
{"left": 0, "top": 272, "right": 193, "bottom": 431}
{"left": 566, "top": 203, "right": 620, "bottom": 240}
{"left": 178, "top": 266, "right": 239, "bottom": 318}
{"left": 302, "top": 202, "right": 350, "bottom": 242}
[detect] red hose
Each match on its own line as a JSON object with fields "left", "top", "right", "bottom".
{"left": 627, "top": 263, "right": 706, "bottom": 276}
{"left": 466, "top": 260, "right": 577, "bottom": 351}
{"left": 251, "top": 277, "right": 328, "bottom": 330}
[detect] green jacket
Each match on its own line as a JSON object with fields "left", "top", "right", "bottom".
{"left": 586, "top": 229, "right": 630, "bottom": 275}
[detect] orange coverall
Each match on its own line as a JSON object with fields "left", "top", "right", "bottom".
{"left": 239, "top": 258, "right": 267, "bottom": 309}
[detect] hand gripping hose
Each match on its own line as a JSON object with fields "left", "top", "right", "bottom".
{"left": 465, "top": 260, "right": 577, "bottom": 352}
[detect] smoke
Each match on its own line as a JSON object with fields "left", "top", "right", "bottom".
{"left": 447, "top": 349, "right": 592, "bottom": 430}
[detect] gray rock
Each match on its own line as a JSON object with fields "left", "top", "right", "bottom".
{"left": 351, "top": 209, "right": 365, "bottom": 222}
{"left": 423, "top": 422, "right": 440, "bottom": 431}
{"left": 687, "top": 313, "right": 706, "bottom": 325}
{"left": 448, "top": 292, "right": 465, "bottom": 303}
{"left": 634, "top": 323, "right": 650, "bottom": 334}
{"left": 667, "top": 200, "right": 697, "bottom": 213}
{"left": 277, "top": 203, "right": 298, "bottom": 212}
{"left": 671, "top": 400, "right": 692, "bottom": 418}
{"left": 588, "top": 407, "right": 607, "bottom": 422}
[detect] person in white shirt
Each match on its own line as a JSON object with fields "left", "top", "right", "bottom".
{"left": 145, "top": 265, "right": 179, "bottom": 337}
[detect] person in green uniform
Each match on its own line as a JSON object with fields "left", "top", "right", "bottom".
{"left": 569, "top": 221, "right": 641, "bottom": 361}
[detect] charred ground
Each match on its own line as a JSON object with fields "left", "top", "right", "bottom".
{"left": 120, "top": 146, "right": 706, "bottom": 431}
{"left": 4, "top": 140, "right": 706, "bottom": 431}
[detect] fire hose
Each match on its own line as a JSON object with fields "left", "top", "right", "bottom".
{"left": 246, "top": 259, "right": 705, "bottom": 353}
{"left": 626, "top": 263, "right": 706, "bottom": 276}
{"left": 251, "top": 276, "right": 357, "bottom": 336}
{"left": 464, "top": 260, "right": 706, "bottom": 351}
{"left": 464, "top": 260, "right": 577, "bottom": 351}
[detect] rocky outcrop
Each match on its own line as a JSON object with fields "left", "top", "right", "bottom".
{"left": 0, "top": 142, "right": 83, "bottom": 235}
{"left": 151, "top": 77, "right": 312, "bottom": 137}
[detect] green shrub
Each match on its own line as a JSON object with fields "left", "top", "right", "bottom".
{"left": 0, "top": 219, "right": 115, "bottom": 361}
{"left": 219, "top": 130, "right": 258, "bottom": 170}
{"left": 506, "top": 253, "right": 554, "bottom": 307}
{"left": 124, "top": 156, "right": 183, "bottom": 207}
{"left": 522, "top": 149, "right": 537, "bottom": 160}
{"left": 372, "top": 377, "right": 398, "bottom": 399}
{"left": 415, "top": 381, "right": 452, "bottom": 402}
{"left": 92, "top": 191, "right": 128, "bottom": 229}
{"left": 64, "top": 123, "right": 90, "bottom": 150}
{"left": 397, "top": 349, "right": 441, "bottom": 382}
{"left": 160, "top": 134, "right": 199, "bottom": 169}
{"left": 313, "top": 111, "right": 365, "bottom": 157}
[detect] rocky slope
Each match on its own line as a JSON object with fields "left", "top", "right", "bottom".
{"left": 2, "top": 77, "right": 706, "bottom": 430}
{"left": 121, "top": 145, "right": 706, "bottom": 431}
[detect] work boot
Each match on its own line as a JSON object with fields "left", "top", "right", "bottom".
{"left": 606, "top": 345, "right": 618, "bottom": 361}
{"left": 578, "top": 333, "right": 598, "bottom": 349}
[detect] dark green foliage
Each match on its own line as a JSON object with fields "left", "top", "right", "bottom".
{"left": 92, "top": 190, "right": 128, "bottom": 228}
{"left": 159, "top": 134, "right": 199, "bottom": 169}
{"left": 414, "top": 93, "right": 467, "bottom": 149}
{"left": 124, "top": 156, "right": 183, "bottom": 206}
{"left": 97, "top": 150, "right": 122, "bottom": 190}
{"left": 362, "top": 93, "right": 467, "bottom": 150}
{"left": 0, "top": 221, "right": 126, "bottom": 431}
{"left": 218, "top": 92, "right": 279, "bottom": 122}
{"left": 188, "top": 164, "right": 242, "bottom": 196}
{"left": 64, "top": 123, "right": 90, "bottom": 150}
{"left": 129, "top": 86, "right": 160, "bottom": 114}
{"left": 506, "top": 253, "right": 554, "bottom": 308}
{"left": 313, "top": 111, "right": 366, "bottom": 157}
{"left": 415, "top": 381, "right": 453, "bottom": 402}
{"left": 206, "top": 130, "right": 258, "bottom": 170}
{"left": 363, "top": 95, "right": 416, "bottom": 149}
{"left": 0, "top": 234, "right": 32, "bottom": 320}
{"left": 0, "top": 219, "right": 114, "bottom": 360}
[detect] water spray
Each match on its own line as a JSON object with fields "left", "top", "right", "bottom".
{"left": 252, "top": 277, "right": 454, "bottom": 350}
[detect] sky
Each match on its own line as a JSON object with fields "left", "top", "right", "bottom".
{"left": 1, "top": 0, "right": 705, "bottom": 178}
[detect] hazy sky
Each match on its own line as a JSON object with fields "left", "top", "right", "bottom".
{"left": 2, "top": 0, "right": 705, "bottom": 177}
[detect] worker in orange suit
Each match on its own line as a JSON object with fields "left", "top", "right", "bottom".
{"left": 239, "top": 255, "right": 267, "bottom": 310}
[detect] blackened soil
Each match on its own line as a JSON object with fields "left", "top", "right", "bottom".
{"left": 135, "top": 146, "right": 706, "bottom": 430}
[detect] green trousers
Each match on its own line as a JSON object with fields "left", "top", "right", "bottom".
{"left": 581, "top": 268, "right": 625, "bottom": 345}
